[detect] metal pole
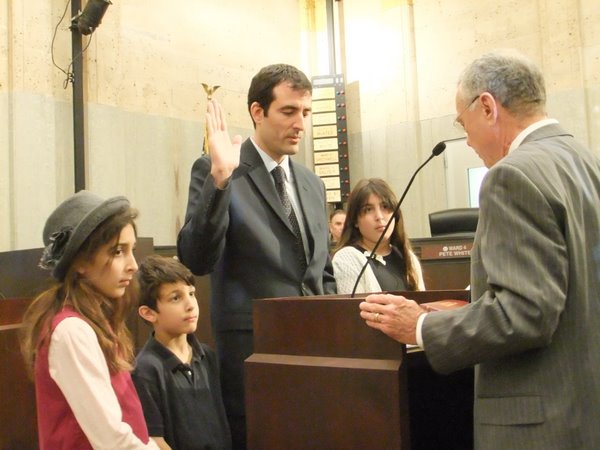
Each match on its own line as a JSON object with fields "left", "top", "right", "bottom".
{"left": 71, "top": 0, "right": 86, "bottom": 192}
{"left": 325, "top": 0, "right": 336, "bottom": 74}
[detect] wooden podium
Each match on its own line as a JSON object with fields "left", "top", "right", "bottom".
{"left": 0, "top": 298, "right": 38, "bottom": 450}
{"left": 245, "top": 290, "right": 470, "bottom": 450}
{"left": 410, "top": 236, "right": 473, "bottom": 290}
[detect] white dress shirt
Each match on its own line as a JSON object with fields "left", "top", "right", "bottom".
{"left": 49, "top": 317, "right": 159, "bottom": 449}
{"left": 252, "top": 137, "right": 310, "bottom": 261}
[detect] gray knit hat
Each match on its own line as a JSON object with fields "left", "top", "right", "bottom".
{"left": 40, "top": 190, "right": 130, "bottom": 281}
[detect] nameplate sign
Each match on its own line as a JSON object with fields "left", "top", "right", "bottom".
{"left": 313, "top": 137, "right": 339, "bottom": 151}
{"left": 313, "top": 124, "right": 338, "bottom": 139}
{"left": 420, "top": 242, "right": 473, "bottom": 260}
{"left": 314, "top": 151, "right": 339, "bottom": 164}
{"left": 312, "top": 99, "right": 337, "bottom": 113}
{"left": 312, "top": 86, "right": 336, "bottom": 100}
{"left": 326, "top": 190, "right": 341, "bottom": 202}
{"left": 322, "top": 176, "right": 341, "bottom": 189}
{"left": 312, "top": 112, "right": 338, "bottom": 126}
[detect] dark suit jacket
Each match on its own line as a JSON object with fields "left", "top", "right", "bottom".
{"left": 177, "top": 138, "right": 336, "bottom": 419}
{"left": 422, "top": 124, "right": 600, "bottom": 449}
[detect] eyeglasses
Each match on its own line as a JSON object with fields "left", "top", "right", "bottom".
{"left": 453, "top": 95, "right": 480, "bottom": 133}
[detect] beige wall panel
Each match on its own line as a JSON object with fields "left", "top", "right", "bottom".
{"left": 413, "top": 0, "right": 543, "bottom": 120}
{"left": 3, "top": 0, "right": 304, "bottom": 251}
{"left": 341, "top": 2, "right": 464, "bottom": 236}
{"left": 10, "top": 93, "right": 63, "bottom": 249}
{"left": 340, "top": 0, "right": 428, "bottom": 236}
{"left": 2, "top": 1, "right": 73, "bottom": 250}
{"left": 1, "top": 3, "right": 10, "bottom": 250}
{"left": 5, "top": 0, "right": 600, "bottom": 249}
{"left": 0, "top": 94, "right": 8, "bottom": 249}
{"left": 335, "top": 0, "right": 600, "bottom": 237}
{"left": 86, "top": 0, "right": 302, "bottom": 126}
{"left": 82, "top": 0, "right": 303, "bottom": 246}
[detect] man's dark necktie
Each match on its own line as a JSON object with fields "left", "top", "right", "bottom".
{"left": 271, "top": 165, "right": 307, "bottom": 273}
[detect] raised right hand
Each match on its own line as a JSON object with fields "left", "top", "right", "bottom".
{"left": 206, "top": 99, "right": 242, "bottom": 189}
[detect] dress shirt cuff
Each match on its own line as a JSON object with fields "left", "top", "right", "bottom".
{"left": 211, "top": 173, "right": 231, "bottom": 191}
{"left": 416, "top": 312, "right": 428, "bottom": 349}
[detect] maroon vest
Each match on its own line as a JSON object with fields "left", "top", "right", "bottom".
{"left": 35, "top": 308, "right": 150, "bottom": 449}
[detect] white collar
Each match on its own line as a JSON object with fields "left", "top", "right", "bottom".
{"left": 363, "top": 250, "right": 387, "bottom": 265}
{"left": 508, "top": 118, "right": 559, "bottom": 153}
{"left": 251, "top": 137, "right": 292, "bottom": 180}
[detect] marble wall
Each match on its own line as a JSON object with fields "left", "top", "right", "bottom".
{"left": 337, "top": 0, "right": 600, "bottom": 237}
{"left": 1, "top": 0, "right": 303, "bottom": 250}
{"left": 3, "top": 0, "right": 600, "bottom": 250}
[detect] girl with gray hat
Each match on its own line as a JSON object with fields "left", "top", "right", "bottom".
{"left": 20, "top": 191, "right": 159, "bottom": 449}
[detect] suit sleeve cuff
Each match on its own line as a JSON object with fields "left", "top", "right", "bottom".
{"left": 416, "top": 312, "right": 428, "bottom": 349}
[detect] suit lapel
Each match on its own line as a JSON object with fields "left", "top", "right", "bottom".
{"left": 241, "top": 140, "right": 295, "bottom": 234}
{"left": 290, "top": 161, "right": 316, "bottom": 258}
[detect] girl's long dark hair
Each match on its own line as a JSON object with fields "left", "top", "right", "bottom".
{"left": 21, "top": 207, "right": 138, "bottom": 376}
{"left": 334, "top": 178, "right": 420, "bottom": 290}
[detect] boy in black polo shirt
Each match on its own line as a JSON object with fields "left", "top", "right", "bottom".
{"left": 133, "top": 255, "right": 231, "bottom": 450}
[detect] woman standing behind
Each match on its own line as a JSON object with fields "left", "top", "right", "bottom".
{"left": 332, "top": 178, "right": 425, "bottom": 294}
{"left": 20, "top": 191, "right": 158, "bottom": 449}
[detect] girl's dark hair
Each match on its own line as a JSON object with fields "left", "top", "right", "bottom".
{"left": 334, "top": 178, "right": 420, "bottom": 290}
{"left": 21, "top": 207, "right": 138, "bottom": 376}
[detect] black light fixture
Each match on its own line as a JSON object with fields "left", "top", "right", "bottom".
{"left": 71, "top": 0, "right": 112, "bottom": 35}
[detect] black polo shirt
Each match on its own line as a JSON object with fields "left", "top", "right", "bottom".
{"left": 132, "top": 334, "right": 231, "bottom": 450}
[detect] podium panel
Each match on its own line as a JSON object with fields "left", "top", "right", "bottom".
{"left": 245, "top": 291, "right": 470, "bottom": 450}
{"left": 410, "top": 236, "right": 473, "bottom": 290}
{"left": 246, "top": 354, "right": 405, "bottom": 450}
{"left": 0, "top": 299, "right": 38, "bottom": 450}
{"left": 252, "top": 295, "right": 405, "bottom": 359}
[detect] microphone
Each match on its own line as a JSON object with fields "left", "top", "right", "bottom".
{"left": 350, "top": 141, "right": 447, "bottom": 297}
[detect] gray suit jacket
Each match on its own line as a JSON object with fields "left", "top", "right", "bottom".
{"left": 422, "top": 124, "right": 600, "bottom": 449}
{"left": 178, "top": 138, "right": 337, "bottom": 332}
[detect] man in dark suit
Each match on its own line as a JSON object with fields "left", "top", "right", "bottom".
{"left": 360, "top": 50, "right": 600, "bottom": 449}
{"left": 178, "top": 64, "right": 336, "bottom": 449}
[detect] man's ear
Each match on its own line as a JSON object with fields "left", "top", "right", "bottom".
{"left": 138, "top": 305, "right": 158, "bottom": 323}
{"left": 250, "top": 101, "right": 265, "bottom": 125}
{"left": 480, "top": 92, "right": 498, "bottom": 122}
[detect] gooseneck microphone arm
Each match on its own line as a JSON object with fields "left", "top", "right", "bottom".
{"left": 350, "top": 141, "right": 447, "bottom": 298}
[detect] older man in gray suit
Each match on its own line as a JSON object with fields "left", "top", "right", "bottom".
{"left": 360, "top": 50, "right": 600, "bottom": 449}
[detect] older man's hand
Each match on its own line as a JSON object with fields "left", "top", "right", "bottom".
{"left": 359, "top": 294, "right": 427, "bottom": 345}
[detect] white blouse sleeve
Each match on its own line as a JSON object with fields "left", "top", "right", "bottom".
{"left": 49, "top": 317, "right": 159, "bottom": 450}
{"left": 333, "top": 246, "right": 381, "bottom": 294}
{"left": 409, "top": 250, "right": 426, "bottom": 291}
